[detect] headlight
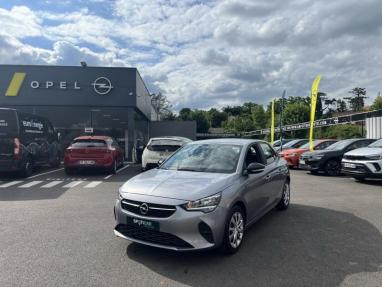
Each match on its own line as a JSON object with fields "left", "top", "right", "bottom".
{"left": 311, "top": 154, "right": 324, "bottom": 160}
{"left": 182, "top": 193, "right": 222, "bottom": 213}
{"left": 118, "top": 188, "right": 124, "bottom": 200}
{"left": 366, "top": 154, "right": 382, "bottom": 160}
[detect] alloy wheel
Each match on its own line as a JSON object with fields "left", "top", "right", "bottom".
{"left": 229, "top": 211, "right": 244, "bottom": 249}
{"left": 283, "top": 182, "right": 290, "bottom": 206}
{"left": 326, "top": 160, "right": 340, "bottom": 176}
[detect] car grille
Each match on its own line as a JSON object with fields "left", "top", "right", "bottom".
{"left": 121, "top": 199, "right": 176, "bottom": 218}
{"left": 115, "top": 224, "right": 193, "bottom": 249}
{"left": 343, "top": 155, "right": 369, "bottom": 161}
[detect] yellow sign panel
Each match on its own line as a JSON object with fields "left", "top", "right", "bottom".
{"left": 5, "top": 72, "right": 26, "bottom": 96}
{"left": 309, "top": 75, "right": 321, "bottom": 151}
{"left": 271, "top": 99, "right": 275, "bottom": 145}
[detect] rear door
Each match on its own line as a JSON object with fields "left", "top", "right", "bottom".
{"left": 0, "top": 109, "right": 18, "bottom": 160}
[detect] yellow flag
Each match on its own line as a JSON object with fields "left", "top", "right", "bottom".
{"left": 271, "top": 99, "right": 275, "bottom": 145}
{"left": 309, "top": 75, "right": 321, "bottom": 151}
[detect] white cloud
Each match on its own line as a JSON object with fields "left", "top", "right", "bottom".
{"left": 1, "top": 0, "right": 382, "bottom": 110}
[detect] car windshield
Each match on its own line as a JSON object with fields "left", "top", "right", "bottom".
{"left": 368, "top": 139, "right": 382, "bottom": 148}
{"left": 71, "top": 139, "right": 107, "bottom": 147}
{"left": 326, "top": 139, "right": 355, "bottom": 150}
{"left": 300, "top": 140, "right": 321, "bottom": 149}
{"left": 147, "top": 139, "right": 183, "bottom": 152}
{"left": 160, "top": 143, "right": 242, "bottom": 174}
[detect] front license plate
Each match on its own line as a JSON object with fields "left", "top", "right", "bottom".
{"left": 79, "top": 160, "right": 95, "bottom": 165}
{"left": 344, "top": 163, "right": 356, "bottom": 169}
{"left": 126, "top": 217, "right": 159, "bottom": 231}
{"left": 299, "top": 159, "right": 305, "bottom": 165}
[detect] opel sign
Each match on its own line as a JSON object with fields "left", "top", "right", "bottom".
{"left": 92, "top": 77, "right": 113, "bottom": 95}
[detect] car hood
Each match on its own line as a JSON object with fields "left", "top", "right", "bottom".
{"left": 119, "top": 168, "right": 237, "bottom": 201}
{"left": 303, "top": 149, "right": 340, "bottom": 157}
{"left": 345, "top": 147, "right": 382, "bottom": 156}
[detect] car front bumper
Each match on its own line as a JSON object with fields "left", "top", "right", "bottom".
{"left": 342, "top": 161, "right": 382, "bottom": 178}
{"left": 114, "top": 194, "right": 228, "bottom": 251}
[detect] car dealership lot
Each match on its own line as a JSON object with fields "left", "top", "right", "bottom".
{"left": 0, "top": 167, "right": 382, "bottom": 287}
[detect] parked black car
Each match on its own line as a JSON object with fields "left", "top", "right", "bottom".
{"left": 0, "top": 108, "right": 60, "bottom": 177}
{"left": 299, "top": 138, "right": 376, "bottom": 176}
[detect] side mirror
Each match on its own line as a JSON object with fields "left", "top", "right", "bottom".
{"left": 245, "top": 162, "right": 265, "bottom": 174}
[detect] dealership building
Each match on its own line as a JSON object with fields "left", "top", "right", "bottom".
{"left": 0, "top": 65, "right": 195, "bottom": 161}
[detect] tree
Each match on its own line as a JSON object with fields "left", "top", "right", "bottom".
{"left": 336, "top": 99, "right": 347, "bottom": 112}
{"left": 283, "top": 102, "right": 310, "bottom": 125}
{"left": 222, "top": 106, "right": 242, "bottom": 117}
{"left": 251, "top": 105, "right": 267, "bottom": 129}
{"left": 192, "top": 110, "right": 210, "bottom": 133}
{"left": 150, "top": 92, "right": 173, "bottom": 119}
{"left": 371, "top": 95, "right": 382, "bottom": 110}
{"left": 179, "top": 108, "right": 193, "bottom": 121}
{"left": 207, "top": 108, "right": 228, "bottom": 128}
{"left": 161, "top": 111, "right": 177, "bottom": 121}
{"left": 325, "top": 125, "right": 362, "bottom": 139}
{"left": 344, "top": 88, "right": 367, "bottom": 112}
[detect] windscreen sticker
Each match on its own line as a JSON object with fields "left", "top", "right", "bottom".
{"left": 0, "top": 120, "right": 8, "bottom": 127}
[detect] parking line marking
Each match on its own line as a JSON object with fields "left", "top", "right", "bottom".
{"left": 27, "top": 168, "right": 64, "bottom": 179}
{"left": 84, "top": 181, "right": 102, "bottom": 188}
{"left": 41, "top": 181, "right": 63, "bottom": 188}
{"left": 18, "top": 181, "right": 43, "bottom": 188}
{"left": 0, "top": 181, "right": 24, "bottom": 188}
{"left": 116, "top": 164, "right": 129, "bottom": 174}
{"left": 62, "top": 181, "right": 83, "bottom": 188}
{"left": 104, "top": 174, "right": 113, "bottom": 180}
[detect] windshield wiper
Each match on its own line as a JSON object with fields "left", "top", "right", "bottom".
{"left": 177, "top": 168, "right": 203, "bottom": 172}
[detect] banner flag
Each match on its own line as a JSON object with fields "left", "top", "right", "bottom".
{"left": 271, "top": 99, "right": 275, "bottom": 145}
{"left": 309, "top": 75, "right": 321, "bottom": 151}
{"left": 279, "top": 90, "right": 286, "bottom": 151}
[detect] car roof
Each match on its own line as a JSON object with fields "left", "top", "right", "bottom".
{"left": 74, "top": 136, "right": 111, "bottom": 140}
{"left": 149, "top": 136, "right": 192, "bottom": 142}
{"left": 189, "top": 138, "right": 263, "bottom": 145}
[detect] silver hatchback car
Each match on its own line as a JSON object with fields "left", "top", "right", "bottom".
{"left": 114, "top": 139, "right": 290, "bottom": 254}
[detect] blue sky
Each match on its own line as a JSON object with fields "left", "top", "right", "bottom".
{"left": 1, "top": 0, "right": 382, "bottom": 110}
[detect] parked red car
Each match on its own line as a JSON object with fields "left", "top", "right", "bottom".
{"left": 64, "top": 136, "right": 124, "bottom": 174}
{"left": 279, "top": 139, "right": 337, "bottom": 168}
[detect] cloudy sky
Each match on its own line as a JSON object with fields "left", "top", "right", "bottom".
{"left": 0, "top": 0, "right": 381, "bottom": 110}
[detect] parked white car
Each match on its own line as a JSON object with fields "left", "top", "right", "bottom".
{"left": 342, "top": 139, "right": 382, "bottom": 181}
{"left": 142, "top": 137, "right": 192, "bottom": 170}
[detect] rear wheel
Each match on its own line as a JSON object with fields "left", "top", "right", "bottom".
{"left": 50, "top": 153, "right": 61, "bottom": 168}
{"left": 109, "top": 160, "right": 117, "bottom": 174}
{"left": 65, "top": 167, "right": 74, "bottom": 175}
{"left": 20, "top": 157, "right": 33, "bottom": 178}
{"left": 220, "top": 205, "right": 245, "bottom": 255}
{"left": 324, "top": 160, "right": 341, "bottom": 176}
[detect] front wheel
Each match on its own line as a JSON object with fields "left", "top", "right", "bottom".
{"left": 324, "top": 160, "right": 341, "bottom": 176}
{"left": 353, "top": 176, "right": 366, "bottom": 182}
{"left": 220, "top": 205, "right": 245, "bottom": 255}
{"left": 276, "top": 181, "right": 290, "bottom": 210}
{"left": 109, "top": 160, "right": 117, "bottom": 174}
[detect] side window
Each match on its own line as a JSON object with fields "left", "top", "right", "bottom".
{"left": 347, "top": 140, "right": 369, "bottom": 151}
{"left": 259, "top": 143, "right": 277, "bottom": 165}
{"left": 316, "top": 141, "right": 332, "bottom": 150}
{"left": 244, "top": 144, "right": 263, "bottom": 167}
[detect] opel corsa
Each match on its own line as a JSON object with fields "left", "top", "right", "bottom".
{"left": 114, "top": 139, "right": 290, "bottom": 254}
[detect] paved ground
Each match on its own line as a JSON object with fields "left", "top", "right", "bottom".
{"left": 0, "top": 166, "right": 382, "bottom": 287}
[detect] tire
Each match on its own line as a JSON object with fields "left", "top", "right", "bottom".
{"left": 109, "top": 160, "right": 117, "bottom": 174}
{"left": 353, "top": 176, "right": 366, "bottom": 182}
{"left": 20, "top": 157, "right": 33, "bottom": 178}
{"left": 310, "top": 170, "right": 319, "bottom": 175}
{"left": 50, "top": 153, "right": 61, "bottom": 168}
{"left": 65, "top": 167, "right": 73, "bottom": 175}
{"left": 276, "top": 180, "right": 290, "bottom": 210}
{"left": 324, "top": 160, "right": 341, "bottom": 176}
{"left": 220, "top": 205, "right": 245, "bottom": 255}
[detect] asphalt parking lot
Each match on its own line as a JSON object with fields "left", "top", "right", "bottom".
{"left": 0, "top": 166, "right": 382, "bottom": 287}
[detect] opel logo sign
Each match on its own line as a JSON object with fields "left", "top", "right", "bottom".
{"left": 92, "top": 77, "right": 113, "bottom": 95}
{"left": 139, "top": 203, "right": 149, "bottom": 215}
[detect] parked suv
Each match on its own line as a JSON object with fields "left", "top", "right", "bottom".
{"left": 300, "top": 138, "right": 376, "bottom": 176}
{"left": 0, "top": 108, "right": 60, "bottom": 177}
{"left": 342, "top": 139, "right": 382, "bottom": 181}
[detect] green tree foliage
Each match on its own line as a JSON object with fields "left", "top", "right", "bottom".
{"left": 344, "top": 87, "right": 367, "bottom": 112}
{"left": 192, "top": 110, "right": 210, "bottom": 133}
{"left": 283, "top": 102, "right": 310, "bottom": 125}
{"left": 324, "top": 125, "right": 363, "bottom": 139}
{"left": 251, "top": 105, "right": 267, "bottom": 129}
{"left": 222, "top": 116, "right": 254, "bottom": 133}
{"left": 208, "top": 108, "right": 228, "bottom": 128}
{"left": 179, "top": 108, "right": 193, "bottom": 121}
{"left": 371, "top": 95, "right": 382, "bottom": 110}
